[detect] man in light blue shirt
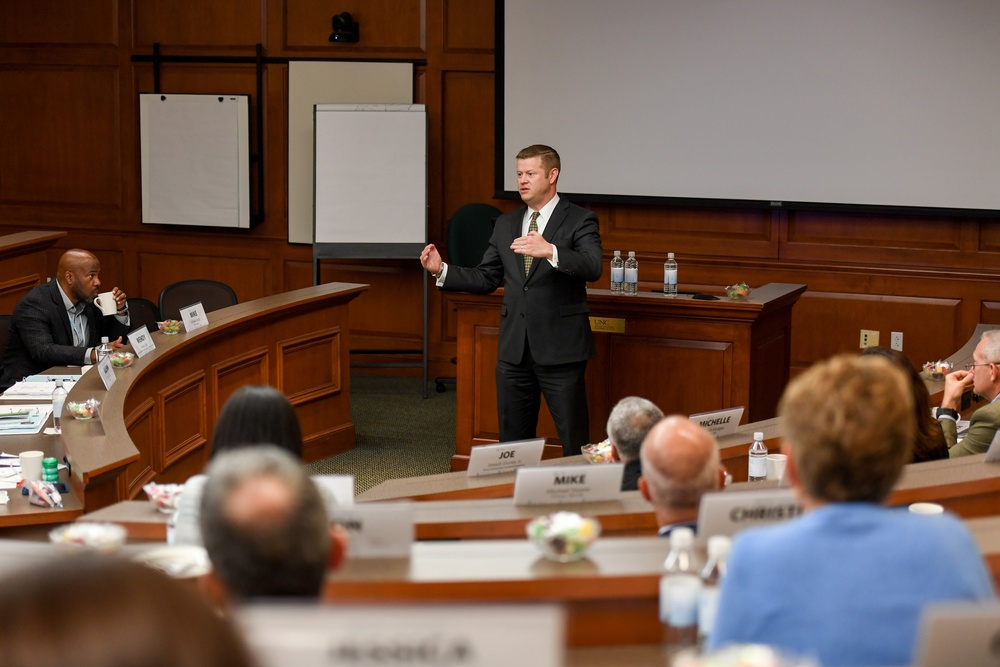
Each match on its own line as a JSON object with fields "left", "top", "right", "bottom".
{"left": 709, "top": 354, "right": 996, "bottom": 667}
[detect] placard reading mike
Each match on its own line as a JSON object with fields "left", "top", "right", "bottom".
{"left": 513, "top": 464, "right": 623, "bottom": 506}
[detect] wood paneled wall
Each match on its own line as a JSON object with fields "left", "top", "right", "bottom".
{"left": 2, "top": 1, "right": 999, "bottom": 387}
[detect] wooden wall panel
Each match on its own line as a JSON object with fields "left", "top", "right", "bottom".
{"left": 0, "top": 66, "right": 121, "bottom": 207}
{"left": 0, "top": 0, "right": 118, "bottom": 47}
{"left": 157, "top": 372, "right": 208, "bottom": 471}
{"left": 137, "top": 253, "right": 269, "bottom": 306}
{"left": 443, "top": 0, "right": 494, "bottom": 54}
{"left": 133, "top": 2, "right": 263, "bottom": 49}
{"left": 122, "top": 397, "right": 155, "bottom": 498}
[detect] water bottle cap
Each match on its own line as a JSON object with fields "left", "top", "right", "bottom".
{"left": 707, "top": 535, "right": 732, "bottom": 558}
{"left": 668, "top": 252, "right": 675, "bottom": 259}
{"left": 627, "top": 251, "right": 636, "bottom": 257}
{"left": 669, "top": 526, "right": 694, "bottom": 548}
{"left": 613, "top": 250, "right": 621, "bottom": 256}
{"left": 101, "top": 336, "right": 109, "bottom": 343}
{"left": 754, "top": 432, "right": 764, "bottom": 441}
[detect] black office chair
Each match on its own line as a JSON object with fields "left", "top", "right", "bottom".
{"left": 0, "top": 314, "right": 11, "bottom": 366}
{"left": 434, "top": 203, "right": 502, "bottom": 392}
{"left": 158, "top": 280, "right": 238, "bottom": 322}
{"left": 124, "top": 297, "right": 161, "bottom": 335}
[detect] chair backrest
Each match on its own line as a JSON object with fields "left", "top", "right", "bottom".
{"left": 126, "top": 297, "right": 161, "bottom": 334}
{"left": 0, "top": 314, "right": 11, "bottom": 364}
{"left": 158, "top": 280, "right": 238, "bottom": 321}
{"left": 446, "top": 203, "right": 502, "bottom": 268}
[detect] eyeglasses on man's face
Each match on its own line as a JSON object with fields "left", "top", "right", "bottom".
{"left": 965, "top": 361, "right": 997, "bottom": 371}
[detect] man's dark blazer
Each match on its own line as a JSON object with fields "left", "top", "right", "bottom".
{"left": 441, "top": 197, "right": 603, "bottom": 366}
{"left": 0, "top": 279, "right": 131, "bottom": 390}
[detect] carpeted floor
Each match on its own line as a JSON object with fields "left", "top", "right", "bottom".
{"left": 307, "top": 375, "right": 456, "bottom": 494}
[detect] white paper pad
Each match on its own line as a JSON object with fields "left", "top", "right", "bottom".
{"left": 0, "top": 405, "right": 53, "bottom": 435}
{"left": 1, "top": 380, "right": 76, "bottom": 401}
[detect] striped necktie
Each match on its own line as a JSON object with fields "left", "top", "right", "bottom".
{"left": 524, "top": 211, "right": 540, "bottom": 276}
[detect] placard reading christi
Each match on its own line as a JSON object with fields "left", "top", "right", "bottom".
{"left": 240, "top": 603, "right": 563, "bottom": 667}
{"left": 690, "top": 406, "right": 745, "bottom": 438}
{"left": 467, "top": 438, "right": 545, "bottom": 477}
{"left": 513, "top": 464, "right": 623, "bottom": 506}
{"left": 129, "top": 326, "right": 156, "bottom": 357}
{"left": 328, "top": 502, "right": 413, "bottom": 558}
{"left": 696, "top": 487, "right": 802, "bottom": 546}
{"left": 983, "top": 429, "right": 1000, "bottom": 463}
{"left": 179, "top": 301, "right": 209, "bottom": 333}
{"left": 97, "top": 356, "right": 116, "bottom": 390}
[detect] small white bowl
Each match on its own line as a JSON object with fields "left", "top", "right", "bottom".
{"left": 143, "top": 482, "right": 184, "bottom": 514}
{"left": 526, "top": 511, "right": 601, "bottom": 562}
{"left": 50, "top": 522, "right": 127, "bottom": 551}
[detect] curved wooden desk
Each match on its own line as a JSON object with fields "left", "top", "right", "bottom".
{"left": 60, "top": 282, "right": 366, "bottom": 513}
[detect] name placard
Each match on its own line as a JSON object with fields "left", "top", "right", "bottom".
{"left": 513, "top": 464, "right": 623, "bottom": 506}
{"left": 179, "top": 301, "right": 209, "bottom": 333}
{"left": 312, "top": 474, "right": 355, "bottom": 509}
{"left": 129, "top": 326, "right": 156, "bottom": 357}
{"left": 689, "top": 406, "right": 745, "bottom": 438}
{"left": 696, "top": 487, "right": 802, "bottom": 546}
{"left": 589, "top": 316, "right": 625, "bottom": 334}
{"left": 984, "top": 429, "right": 1000, "bottom": 463}
{"left": 467, "top": 438, "right": 545, "bottom": 477}
{"left": 239, "top": 603, "right": 563, "bottom": 667}
{"left": 97, "top": 356, "right": 116, "bottom": 390}
{"left": 328, "top": 502, "right": 414, "bottom": 558}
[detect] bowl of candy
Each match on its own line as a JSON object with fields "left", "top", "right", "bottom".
{"left": 110, "top": 351, "right": 134, "bottom": 368}
{"left": 725, "top": 282, "right": 752, "bottom": 301}
{"left": 49, "top": 522, "right": 127, "bottom": 552}
{"left": 67, "top": 399, "right": 100, "bottom": 420}
{"left": 582, "top": 439, "right": 614, "bottom": 464}
{"left": 158, "top": 319, "right": 182, "bottom": 335}
{"left": 526, "top": 511, "right": 601, "bottom": 562}
{"left": 143, "top": 482, "right": 184, "bottom": 514}
{"left": 922, "top": 360, "right": 953, "bottom": 381}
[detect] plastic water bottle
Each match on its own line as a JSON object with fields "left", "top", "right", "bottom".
{"left": 624, "top": 251, "right": 639, "bottom": 295}
{"left": 51, "top": 379, "right": 67, "bottom": 434}
{"left": 610, "top": 250, "right": 625, "bottom": 294}
{"left": 663, "top": 252, "right": 678, "bottom": 297}
{"left": 97, "top": 336, "right": 111, "bottom": 364}
{"left": 660, "top": 526, "right": 701, "bottom": 651}
{"left": 697, "top": 535, "right": 732, "bottom": 648}
{"left": 748, "top": 430, "right": 768, "bottom": 482}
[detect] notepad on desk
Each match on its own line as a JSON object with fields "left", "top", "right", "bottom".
{"left": 0, "top": 405, "right": 52, "bottom": 435}
{"left": 1, "top": 379, "right": 76, "bottom": 401}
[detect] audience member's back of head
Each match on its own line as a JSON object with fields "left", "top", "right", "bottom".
{"left": 212, "top": 385, "right": 303, "bottom": 459}
{"left": 605, "top": 396, "right": 663, "bottom": 461}
{"left": 0, "top": 555, "right": 254, "bottom": 667}
{"left": 201, "top": 445, "right": 331, "bottom": 601}
{"left": 780, "top": 354, "right": 914, "bottom": 503}
{"left": 862, "top": 346, "right": 947, "bottom": 462}
{"left": 639, "top": 415, "right": 720, "bottom": 512}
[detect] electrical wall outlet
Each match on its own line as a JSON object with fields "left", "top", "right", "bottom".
{"left": 860, "top": 329, "right": 880, "bottom": 348}
{"left": 890, "top": 331, "right": 903, "bottom": 351}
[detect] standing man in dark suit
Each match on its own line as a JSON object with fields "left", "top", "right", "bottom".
{"left": 420, "top": 145, "right": 602, "bottom": 455}
{"left": 0, "top": 249, "right": 131, "bottom": 390}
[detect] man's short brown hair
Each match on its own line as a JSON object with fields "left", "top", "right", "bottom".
{"left": 779, "top": 354, "right": 914, "bottom": 503}
{"left": 516, "top": 144, "right": 561, "bottom": 175}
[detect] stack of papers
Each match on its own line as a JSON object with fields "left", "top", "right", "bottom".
{"left": 1, "top": 380, "right": 76, "bottom": 401}
{"left": 0, "top": 405, "right": 52, "bottom": 435}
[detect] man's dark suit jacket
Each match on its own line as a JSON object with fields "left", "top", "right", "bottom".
{"left": 441, "top": 197, "right": 603, "bottom": 366}
{"left": 0, "top": 279, "right": 131, "bottom": 390}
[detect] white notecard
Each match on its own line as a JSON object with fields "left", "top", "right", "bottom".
{"left": 179, "top": 301, "right": 209, "bottom": 333}
{"left": 689, "top": 406, "right": 745, "bottom": 438}
{"left": 513, "top": 464, "right": 624, "bottom": 506}
{"left": 97, "top": 356, "right": 116, "bottom": 390}
{"left": 328, "top": 502, "right": 414, "bottom": 558}
{"left": 129, "top": 326, "right": 156, "bottom": 357}
{"left": 467, "top": 438, "right": 545, "bottom": 477}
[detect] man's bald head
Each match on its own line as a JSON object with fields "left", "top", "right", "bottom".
{"left": 639, "top": 415, "right": 720, "bottom": 513}
{"left": 56, "top": 249, "right": 102, "bottom": 304}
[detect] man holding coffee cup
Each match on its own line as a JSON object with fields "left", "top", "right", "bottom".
{"left": 0, "top": 249, "right": 131, "bottom": 390}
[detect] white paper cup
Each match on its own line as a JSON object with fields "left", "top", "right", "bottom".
{"left": 909, "top": 502, "right": 944, "bottom": 515}
{"left": 766, "top": 453, "right": 788, "bottom": 481}
{"left": 19, "top": 450, "right": 44, "bottom": 482}
{"left": 95, "top": 292, "right": 117, "bottom": 316}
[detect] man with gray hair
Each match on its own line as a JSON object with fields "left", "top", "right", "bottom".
{"left": 638, "top": 415, "right": 721, "bottom": 536}
{"left": 605, "top": 396, "right": 663, "bottom": 491}
{"left": 199, "top": 445, "right": 346, "bottom": 604}
{"left": 936, "top": 328, "right": 1000, "bottom": 457}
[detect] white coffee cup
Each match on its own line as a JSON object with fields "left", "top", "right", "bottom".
{"left": 909, "top": 502, "right": 944, "bottom": 515}
{"left": 766, "top": 453, "right": 788, "bottom": 481}
{"left": 19, "top": 450, "right": 44, "bottom": 482}
{"left": 95, "top": 292, "right": 117, "bottom": 316}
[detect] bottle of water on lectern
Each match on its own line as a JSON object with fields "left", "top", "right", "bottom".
{"left": 697, "top": 534, "right": 732, "bottom": 648}
{"left": 748, "top": 431, "right": 768, "bottom": 482}
{"left": 51, "top": 379, "right": 67, "bottom": 434}
{"left": 663, "top": 252, "right": 678, "bottom": 297}
{"left": 610, "top": 250, "right": 625, "bottom": 294}
{"left": 97, "top": 336, "right": 111, "bottom": 364}
{"left": 660, "top": 526, "right": 701, "bottom": 651}
{"left": 624, "top": 251, "right": 639, "bottom": 295}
